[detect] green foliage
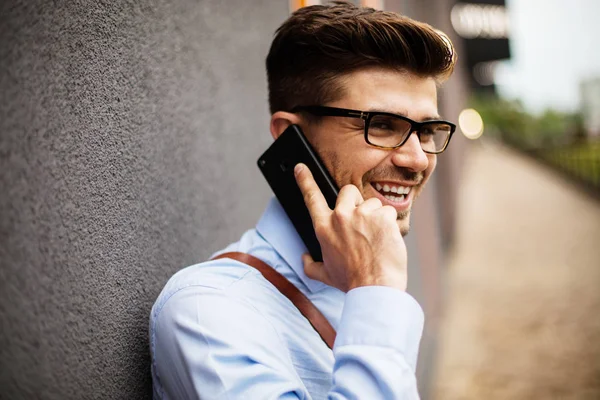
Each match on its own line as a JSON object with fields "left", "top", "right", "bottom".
{"left": 469, "top": 94, "right": 599, "bottom": 190}
{"left": 543, "top": 142, "right": 600, "bottom": 187}
{"left": 469, "top": 94, "right": 584, "bottom": 149}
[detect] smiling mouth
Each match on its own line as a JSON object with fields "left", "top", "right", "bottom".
{"left": 371, "top": 182, "right": 412, "bottom": 203}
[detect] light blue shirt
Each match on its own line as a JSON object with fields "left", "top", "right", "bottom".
{"left": 150, "top": 198, "right": 424, "bottom": 399}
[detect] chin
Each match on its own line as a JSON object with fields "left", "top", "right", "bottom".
{"left": 396, "top": 218, "right": 411, "bottom": 237}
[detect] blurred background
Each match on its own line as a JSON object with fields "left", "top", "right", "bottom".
{"left": 1, "top": 0, "right": 598, "bottom": 398}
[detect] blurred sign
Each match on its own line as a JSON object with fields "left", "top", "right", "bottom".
{"left": 451, "top": 0, "right": 511, "bottom": 91}
{"left": 451, "top": 2, "right": 509, "bottom": 39}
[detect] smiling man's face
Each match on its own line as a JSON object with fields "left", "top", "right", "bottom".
{"left": 303, "top": 67, "right": 439, "bottom": 236}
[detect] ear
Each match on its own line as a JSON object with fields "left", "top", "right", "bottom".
{"left": 269, "top": 111, "right": 303, "bottom": 140}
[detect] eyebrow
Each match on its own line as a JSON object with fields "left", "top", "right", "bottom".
{"left": 365, "top": 107, "right": 442, "bottom": 122}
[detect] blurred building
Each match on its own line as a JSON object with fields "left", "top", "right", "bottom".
{"left": 449, "top": 0, "right": 510, "bottom": 93}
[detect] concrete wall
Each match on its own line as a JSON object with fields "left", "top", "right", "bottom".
{"left": 0, "top": 0, "right": 286, "bottom": 398}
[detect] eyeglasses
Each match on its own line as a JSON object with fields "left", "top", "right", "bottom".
{"left": 292, "top": 105, "right": 456, "bottom": 154}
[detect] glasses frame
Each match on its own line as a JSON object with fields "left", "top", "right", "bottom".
{"left": 292, "top": 105, "right": 456, "bottom": 154}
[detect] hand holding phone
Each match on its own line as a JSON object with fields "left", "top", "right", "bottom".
{"left": 258, "top": 124, "right": 408, "bottom": 292}
{"left": 293, "top": 163, "right": 408, "bottom": 293}
{"left": 258, "top": 125, "right": 339, "bottom": 262}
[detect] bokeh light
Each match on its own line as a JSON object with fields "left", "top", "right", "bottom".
{"left": 459, "top": 108, "right": 484, "bottom": 139}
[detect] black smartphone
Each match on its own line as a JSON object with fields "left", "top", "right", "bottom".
{"left": 258, "top": 124, "right": 339, "bottom": 262}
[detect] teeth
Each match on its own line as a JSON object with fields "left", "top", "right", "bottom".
{"left": 374, "top": 183, "right": 412, "bottom": 195}
{"left": 384, "top": 194, "right": 405, "bottom": 203}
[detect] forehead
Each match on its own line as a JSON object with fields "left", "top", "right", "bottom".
{"left": 332, "top": 68, "right": 439, "bottom": 121}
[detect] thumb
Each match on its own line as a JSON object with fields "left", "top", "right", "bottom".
{"left": 302, "top": 253, "right": 328, "bottom": 285}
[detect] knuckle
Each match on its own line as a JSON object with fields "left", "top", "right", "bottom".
{"left": 366, "top": 197, "right": 383, "bottom": 208}
{"left": 356, "top": 204, "right": 371, "bottom": 216}
{"left": 373, "top": 198, "right": 383, "bottom": 207}
{"left": 313, "top": 221, "right": 327, "bottom": 237}
{"left": 332, "top": 206, "right": 350, "bottom": 221}
{"left": 304, "top": 191, "right": 316, "bottom": 205}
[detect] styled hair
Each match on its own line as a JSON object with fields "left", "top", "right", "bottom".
{"left": 266, "top": 1, "right": 456, "bottom": 114}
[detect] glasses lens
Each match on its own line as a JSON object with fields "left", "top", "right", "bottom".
{"left": 419, "top": 122, "right": 452, "bottom": 153}
{"left": 367, "top": 114, "right": 412, "bottom": 147}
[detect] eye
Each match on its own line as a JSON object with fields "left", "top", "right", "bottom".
{"left": 420, "top": 126, "right": 435, "bottom": 136}
{"left": 370, "top": 121, "right": 393, "bottom": 130}
{"left": 369, "top": 116, "right": 397, "bottom": 132}
{"left": 421, "top": 123, "right": 451, "bottom": 135}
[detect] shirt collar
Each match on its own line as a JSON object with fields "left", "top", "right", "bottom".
{"left": 256, "top": 198, "right": 328, "bottom": 293}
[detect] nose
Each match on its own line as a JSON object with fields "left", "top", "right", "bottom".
{"left": 390, "top": 132, "right": 430, "bottom": 173}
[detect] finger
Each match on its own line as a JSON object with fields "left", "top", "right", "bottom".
{"left": 294, "top": 163, "right": 330, "bottom": 221}
{"left": 377, "top": 205, "right": 398, "bottom": 221}
{"left": 357, "top": 197, "right": 383, "bottom": 213}
{"left": 302, "top": 253, "right": 330, "bottom": 285}
{"left": 335, "top": 184, "right": 363, "bottom": 210}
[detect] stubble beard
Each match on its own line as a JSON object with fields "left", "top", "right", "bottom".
{"left": 397, "top": 214, "right": 411, "bottom": 236}
{"left": 324, "top": 150, "right": 422, "bottom": 235}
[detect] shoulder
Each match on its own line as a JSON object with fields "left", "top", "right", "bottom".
{"left": 150, "top": 252, "right": 304, "bottom": 334}
{"left": 152, "top": 227, "right": 281, "bottom": 313}
{"left": 149, "top": 259, "right": 307, "bottom": 398}
{"left": 152, "top": 257, "right": 271, "bottom": 320}
{"left": 164, "top": 258, "right": 256, "bottom": 292}
{"left": 149, "top": 258, "right": 289, "bottom": 359}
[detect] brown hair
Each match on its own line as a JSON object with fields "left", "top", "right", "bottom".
{"left": 266, "top": 1, "right": 456, "bottom": 114}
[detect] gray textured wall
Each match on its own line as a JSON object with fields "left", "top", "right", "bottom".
{"left": 0, "top": 0, "right": 286, "bottom": 398}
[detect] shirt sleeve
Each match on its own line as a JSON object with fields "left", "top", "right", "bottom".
{"left": 330, "top": 286, "right": 424, "bottom": 399}
{"left": 151, "top": 284, "right": 423, "bottom": 399}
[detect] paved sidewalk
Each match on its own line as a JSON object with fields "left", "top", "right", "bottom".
{"left": 433, "top": 142, "right": 600, "bottom": 399}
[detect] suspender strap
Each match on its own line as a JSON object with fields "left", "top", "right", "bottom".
{"left": 212, "top": 251, "right": 336, "bottom": 349}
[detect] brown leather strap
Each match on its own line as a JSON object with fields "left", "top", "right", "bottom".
{"left": 212, "top": 251, "right": 336, "bottom": 349}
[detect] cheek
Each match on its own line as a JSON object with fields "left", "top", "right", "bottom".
{"left": 422, "top": 155, "right": 437, "bottom": 182}
{"left": 320, "top": 150, "right": 349, "bottom": 187}
{"left": 312, "top": 129, "right": 385, "bottom": 190}
{"left": 345, "top": 151, "right": 380, "bottom": 185}
{"left": 321, "top": 147, "right": 376, "bottom": 187}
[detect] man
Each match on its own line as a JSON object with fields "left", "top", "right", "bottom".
{"left": 150, "top": 2, "right": 456, "bottom": 398}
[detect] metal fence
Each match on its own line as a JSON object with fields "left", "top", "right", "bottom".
{"left": 531, "top": 141, "right": 600, "bottom": 197}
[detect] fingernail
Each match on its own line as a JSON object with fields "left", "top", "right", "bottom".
{"left": 294, "top": 164, "right": 304, "bottom": 176}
